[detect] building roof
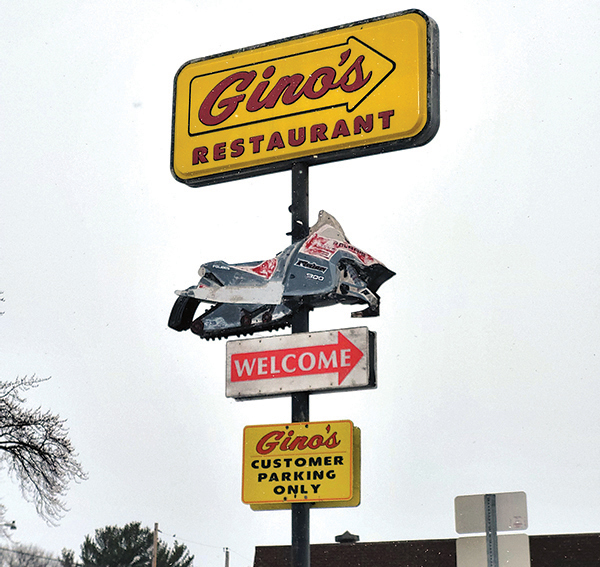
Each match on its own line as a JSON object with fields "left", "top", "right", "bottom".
{"left": 253, "top": 533, "right": 600, "bottom": 567}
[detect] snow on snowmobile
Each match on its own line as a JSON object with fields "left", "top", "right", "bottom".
{"left": 168, "top": 211, "right": 395, "bottom": 340}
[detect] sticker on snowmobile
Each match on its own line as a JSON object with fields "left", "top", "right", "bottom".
{"left": 168, "top": 211, "right": 395, "bottom": 340}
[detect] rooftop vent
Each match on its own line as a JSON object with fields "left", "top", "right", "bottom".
{"left": 335, "top": 531, "right": 360, "bottom": 544}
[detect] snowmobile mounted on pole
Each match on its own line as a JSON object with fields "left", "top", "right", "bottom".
{"left": 168, "top": 211, "right": 395, "bottom": 340}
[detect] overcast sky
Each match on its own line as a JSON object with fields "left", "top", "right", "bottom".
{"left": 2, "top": 0, "right": 600, "bottom": 565}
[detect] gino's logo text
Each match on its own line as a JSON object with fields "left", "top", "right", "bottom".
{"left": 255, "top": 424, "right": 341, "bottom": 455}
{"left": 198, "top": 48, "right": 372, "bottom": 127}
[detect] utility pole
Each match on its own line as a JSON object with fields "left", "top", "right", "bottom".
{"left": 152, "top": 523, "right": 159, "bottom": 567}
{"left": 223, "top": 547, "right": 230, "bottom": 567}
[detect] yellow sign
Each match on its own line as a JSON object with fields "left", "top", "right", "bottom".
{"left": 242, "top": 420, "right": 356, "bottom": 506}
{"left": 171, "top": 10, "right": 439, "bottom": 186}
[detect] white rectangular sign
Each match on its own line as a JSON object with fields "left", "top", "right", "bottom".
{"left": 226, "top": 327, "right": 375, "bottom": 399}
{"left": 455, "top": 491, "right": 528, "bottom": 534}
{"left": 456, "top": 534, "right": 530, "bottom": 567}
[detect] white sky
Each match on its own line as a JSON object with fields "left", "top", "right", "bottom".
{"left": 1, "top": 0, "right": 600, "bottom": 565}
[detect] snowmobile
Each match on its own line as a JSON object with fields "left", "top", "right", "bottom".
{"left": 168, "top": 211, "right": 395, "bottom": 340}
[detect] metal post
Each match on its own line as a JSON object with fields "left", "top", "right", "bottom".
{"left": 290, "top": 163, "right": 310, "bottom": 567}
{"left": 484, "top": 494, "right": 499, "bottom": 567}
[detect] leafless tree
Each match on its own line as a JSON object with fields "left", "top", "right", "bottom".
{"left": 0, "top": 376, "right": 87, "bottom": 524}
{"left": 0, "top": 543, "right": 56, "bottom": 567}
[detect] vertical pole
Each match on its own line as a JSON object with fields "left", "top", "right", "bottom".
{"left": 224, "top": 547, "right": 230, "bottom": 567}
{"left": 152, "top": 523, "right": 159, "bottom": 567}
{"left": 290, "top": 163, "right": 310, "bottom": 567}
{"left": 485, "top": 494, "right": 499, "bottom": 567}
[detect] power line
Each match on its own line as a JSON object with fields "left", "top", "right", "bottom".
{"left": 170, "top": 535, "right": 253, "bottom": 564}
{"left": 0, "top": 546, "right": 63, "bottom": 564}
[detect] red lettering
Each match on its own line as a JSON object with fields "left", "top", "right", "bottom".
{"left": 325, "top": 432, "right": 341, "bottom": 449}
{"left": 302, "top": 67, "right": 336, "bottom": 99}
{"left": 280, "top": 430, "right": 294, "bottom": 451}
{"left": 196, "top": 54, "right": 373, "bottom": 127}
{"left": 192, "top": 146, "right": 208, "bottom": 165}
{"left": 255, "top": 428, "right": 342, "bottom": 455}
{"left": 288, "top": 436, "right": 309, "bottom": 451}
{"left": 257, "top": 430, "right": 285, "bottom": 455}
{"left": 310, "top": 123, "right": 328, "bottom": 142}
{"left": 190, "top": 108, "right": 394, "bottom": 166}
{"left": 267, "top": 131, "right": 285, "bottom": 151}
{"left": 249, "top": 135, "right": 264, "bottom": 153}
{"left": 198, "top": 70, "right": 256, "bottom": 126}
{"left": 246, "top": 65, "right": 276, "bottom": 112}
{"left": 335, "top": 55, "right": 372, "bottom": 92}
{"left": 230, "top": 138, "right": 245, "bottom": 158}
{"left": 354, "top": 114, "right": 373, "bottom": 134}
{"left": 288, "top": 127, "right": 306, "bottom": 147}
{"left": 264, "top": 74, "right": 305, "bottom": 107}
{"left": 213, "top": 142, "right": 226, "bottom": 161}
{"left": 331, "top": 119, "right": 350, "bottom": 139}
{"left": 378, "top": 109, "right": 394, "bottom": 129}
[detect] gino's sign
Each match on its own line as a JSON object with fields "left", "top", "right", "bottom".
{"left": 242, "top": 420, "right": 359, "bottom": 508}
{"left": 171, "top": 10, "right": 439, "bottom": 187}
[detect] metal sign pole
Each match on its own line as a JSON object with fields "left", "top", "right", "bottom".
{"left": 290, "top": 163, "right": 310, "bottom": 567}
{"left": 484, "top": 494, "right": 500, "bottom": 567}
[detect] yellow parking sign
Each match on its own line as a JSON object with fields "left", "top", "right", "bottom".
{"left": 242, "top": 421, "right": 356, "bottom": 506}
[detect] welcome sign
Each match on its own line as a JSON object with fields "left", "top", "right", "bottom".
{"left": 171, "top": 10, "right": 439, "bottom": 186}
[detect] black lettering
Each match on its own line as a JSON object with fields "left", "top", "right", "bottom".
{"left": 334, "top": 456, "right": 344, "bottom": 466}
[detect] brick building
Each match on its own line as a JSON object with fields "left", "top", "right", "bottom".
{"left": 253, "top": 532, "right": 600, "bottom": 567}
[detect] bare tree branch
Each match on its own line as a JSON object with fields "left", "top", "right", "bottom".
{"left": 0, "top": 376, "right": 87, "bottom": 524}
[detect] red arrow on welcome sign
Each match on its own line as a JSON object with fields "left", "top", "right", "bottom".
{"left": 230, "top": 331, "right": 364, "bottom": 386}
